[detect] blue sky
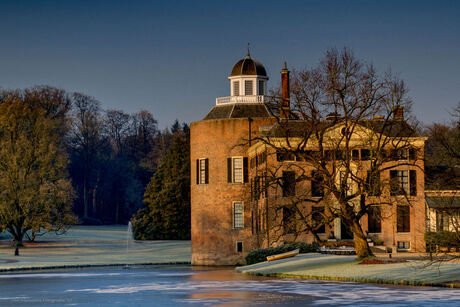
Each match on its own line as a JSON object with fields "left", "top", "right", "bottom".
{"left": 1, "top": 0, "right": 459, "bottom": 128}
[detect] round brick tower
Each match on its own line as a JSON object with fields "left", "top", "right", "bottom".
{"left": 190, "top": 51, "right": 275, "bottom": 265}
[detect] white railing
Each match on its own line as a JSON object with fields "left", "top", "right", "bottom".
{"left": 216, "top": 95, "right": 265, "bottom": 105}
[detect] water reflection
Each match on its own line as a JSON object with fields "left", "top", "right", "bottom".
{"left": 0, "top": 265, "right": 459, "bottom": 306}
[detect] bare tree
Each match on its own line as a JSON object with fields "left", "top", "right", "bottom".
{"left": 424, "top": 102, "right": 460, "bottom": 262}
{"left": 250, "top": 48, "right": 423, "bottom": 258}
{"left": 68, "top": 93, "right": 106, "bottom": 219}
{"left": 104, "top": 109, "right": 131, "bottom": 156}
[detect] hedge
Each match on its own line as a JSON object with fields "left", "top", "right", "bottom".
{"left": 245, "top": 242, "right": 319, "bottom": 265}
{"left": 425, "top": 231, "right": 460, "bottom": 252}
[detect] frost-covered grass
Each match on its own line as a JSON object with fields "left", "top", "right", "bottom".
{"left": 0, "top": 225, "right": 191, "bottom": 271}
{"left": 237, "top": 253, "right": 460, "bottom": 288}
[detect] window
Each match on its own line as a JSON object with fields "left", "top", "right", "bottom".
{"left": 390, "top": 170, "right": 408, "bottom": 195}
{"left": 392, "top": 149, "right": 408, "bottom": 160}
{"left": 312, "top": 206, "right": 325, "bottom": 233}
{"left": 366, "top": 170, "right": 381, "bottom": 196}
{"left": 251, "top": 176, "right": 261, "bottom": 200}
{"left": 244, "top": 80, "right": 253, "bottom": 95}
{"left": 409, "top": 170, "right": 417, "bottom": 196}
{"left": 282, "top": 171, "right": 296, "bottom": 197}
{"left": 258, "top": 80, "right": 264, "bottom": 95}
{"left": 276, "top": 150, "right": 295, "bottom": 162}
{"left": 436, "top": 210, "right": 450, "bottom": 231}
{"left": 409, "top": 148, "right": 417, "bottom": 160}
{"left": 397, "top": 205, "right": 410, "bottom": 232}
{"left": 233, "top": 81, "right": 240, "bottom": 96}
{"left": 367, "top": 206, "right": 381, "bottom": 233}
{"left": 227, "top": 157, "right": 248, "bottom": 184}
{"left": 236, "top": 241, "right": 243, "bottom": 253}
{"left": 311, "top": 171, "right": 324, "bottom": 197}
{"left": 283, "top": 206, "right": 296, "bottom": 234}
{"left": 251, "top": 175, "right": 267, "bottom": 201}
{"left": 196, "top": 158, "right": 208, "bottom": 184}
{"left": 352, "top": 149, "right": 360, "bottom": 161}
{"left": 233, "top": 202, "right": 244, "bottom": 229}
{"left": 360, "top": 149, "right": 371, "bottom": 160}
{"left": 397, "top": 241, "right": 410, "bottom": 251}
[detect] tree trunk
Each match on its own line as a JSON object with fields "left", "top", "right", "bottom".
{"left": 350, "top": 219, "right": 373, "bottom": 258}
{"left": 311, "top": 229, "right": 322, "bottom": 243}
{"left": 9, "top": 226, "right": 25, "bottom": 247}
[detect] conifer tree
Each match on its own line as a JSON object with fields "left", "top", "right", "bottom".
{"left": 132, "top": 124, "right": 190, "bottom": 240}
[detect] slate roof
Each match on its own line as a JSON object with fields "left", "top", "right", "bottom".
{"left": 264, "top": 119, "right": 417, "bottom": 138}
{"left": 426, "top": 196, "right": 460, "bottom": 208}
{"left": 203, "top": 103, "right": 272, "bottom": 120}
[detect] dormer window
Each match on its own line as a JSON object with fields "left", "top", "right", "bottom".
{"left": 258, "top": 80, "right": 264, "bottom": 95}
{"left": 244, "top": 80, "right": 253, "bottom": 95}
{"left": 233, "top": 81, "right": 240, "bottom": 96}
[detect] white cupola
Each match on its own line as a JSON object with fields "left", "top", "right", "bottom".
{"left": 228, "top": 49, "right": 269, "bottom": 97}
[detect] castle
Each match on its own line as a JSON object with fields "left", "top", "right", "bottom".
{"left": 190, "top": 52, "right": 438, "bottom": 265}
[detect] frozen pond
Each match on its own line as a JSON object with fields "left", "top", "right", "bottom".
{"left": 0, "top": 265, "right": 459, "bottom": 306}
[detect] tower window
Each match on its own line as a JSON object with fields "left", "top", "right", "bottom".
{"left": 236, "top": 241, "right": 243, "bottom": 253}
{"left": 233, "top": 202, "right": 244, "bottom": 229}
{"left": 196, "top": 158, "right": 208, "bottom": 184}
{"left": 244, "top": 80, "right": 253, "bottom": 95}
{"left": 368, "top": 206, "right": 381, "bottom": 233}
{"left": 233, "top": 81, "right": 240, "bottom": 96}
{"left": 227, "top": 157, "right": 248, "bottom": 184}
{"left": 311, "top": 171, "right": 324, "bottom": 197}
{"left": 390, "top": 170, "right": 408, "bottom": 195}
{"left": 397, "top": 205, "right": 410, "bottom": 232}
{"left": 312, "top": 206, "right": 325, "bottom": 233}
{"left": 258, "top": 80, "right": 264, "bottom": 95}
{"left": 282, "top": 171, "right": 296, "bottom": 197}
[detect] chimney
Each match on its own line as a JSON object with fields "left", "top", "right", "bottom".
{"left": 392, "top": 106, "right": 404, "bottom": 120}
{"left": 280, "top": 62, "right": 290, "bottom": 119}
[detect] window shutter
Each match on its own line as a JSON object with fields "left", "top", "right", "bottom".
{"left": 227, "top": 158, "right": 232, "bottom": 183}
{"left": 204, "top": 159, "right": 209, "bottom": 184}
{"left": 243, "top": 157, "right": 248, "bottom": 183}
{"left": 233, "top": 81, "right": 240, "bottom": 96}
{"left": 410, "top": 170, "right": 416, "bottom": 196}
{"left": 196, "top": 159, "right": 199, "bottom": 184}
{"left": 245, "top": 80, "right": 253, "bottom": 95}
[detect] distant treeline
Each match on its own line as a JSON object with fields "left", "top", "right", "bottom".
{"left": 0, "top": 86, "right": 189, "bottom": 226}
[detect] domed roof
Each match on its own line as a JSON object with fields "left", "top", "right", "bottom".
{"left": 230, "top": 51, "right": 267, "bottom": 77}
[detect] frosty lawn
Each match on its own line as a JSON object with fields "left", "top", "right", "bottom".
{"left": 236, "top": 253, "right": 460, "bottom": 288}
{"left": 0, "top": 225, "right": 190, "bottom": 271}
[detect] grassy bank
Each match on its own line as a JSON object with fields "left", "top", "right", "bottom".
{"left": 236, "top": 253, "right": 460, "bottom": 288}
{"left": 0, "top": 225, "right": 191, "bottom": 271}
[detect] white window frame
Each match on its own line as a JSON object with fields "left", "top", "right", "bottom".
{"left": 232, "top": 157, "right": 244, "bottom": 184}
{"left": 198, "top": 158, "right": 207, "bottom": 185}
{"left": 233, "top": 201, "right": 244, "bottom": 229}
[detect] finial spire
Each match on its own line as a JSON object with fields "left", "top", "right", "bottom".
{"left": 283, "top": 61, "right": 288, "bottom": 71}
{"left": 246, "top": 42, "right": 251, "bottom": 58}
